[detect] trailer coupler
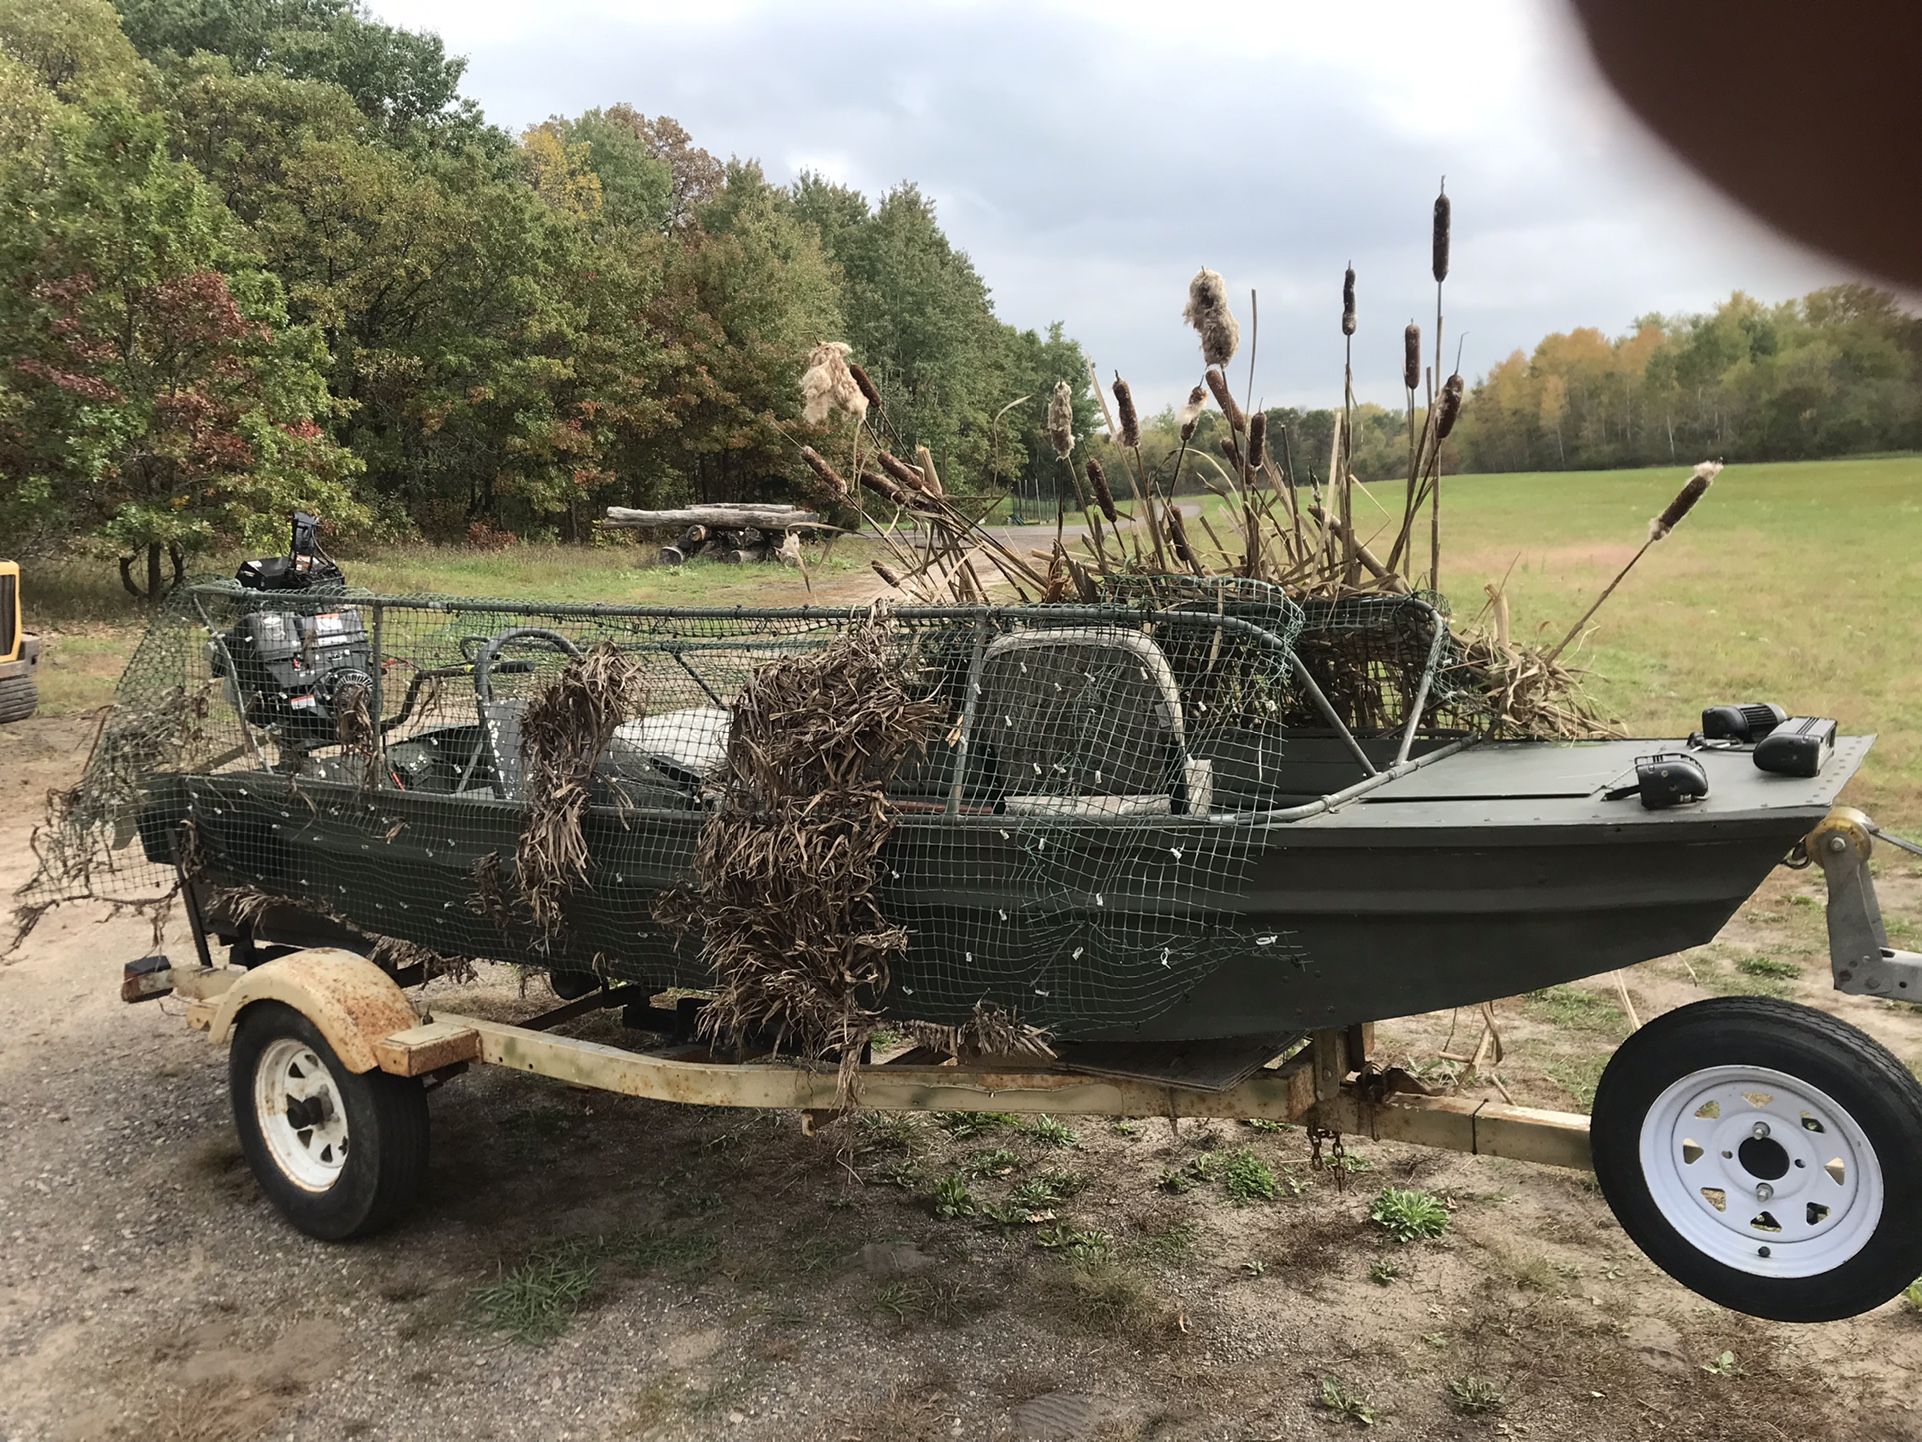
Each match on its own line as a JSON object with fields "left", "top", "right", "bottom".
{"left": 1807, "top": 807, "right": 1922, "bottom": 1003}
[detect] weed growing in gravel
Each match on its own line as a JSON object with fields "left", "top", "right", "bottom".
{"left": 1448, "top": 1376, "right": 1507, "bottom": 1415}
{"left": 619, "top": 1226, "right": 719, "bottom": 1275}
{"left": 1131, "top": 1221, "right": 1198, "bottom": 1263}
{"left": 472, "top": 1241, "right": 600, "bottom": 1343}
{"left": 1156, "top": 1164, "right": 1198, "bottom": 1194}
{"left": 1035, "top": 1223, "right": 1112, "bottom": 1264}
{"left": 1161, "top": 1147, "right": 1301, "bottom": 1203}
{"left": 1370, "top": 1187, "right": 1450, "bottom": 1243}
{"left": 1111, "top": 1119, "right": 1141, "bottom": 1136}
{"left": 930, "top": 1175, "right": 977, "bottom": 1219}
{"left": 1738, "top": 955, "right": 1799, "bottom": 979}
{"left": 1218, "top": 1147, "right": 1281, "bottom": 1203}
{"left": 962, "top": 1147, "right": 1021, "bottom": 1179}
{"left": 1318, "top": 1376, "right": 1379, "bottom": 1427}
{"left": 871, "top": 1277, "right": 973, "bottom": 1326}
{"left": 1903, "top": 1278, "right": 1922, "bottom": 1314}
{"left": 1034, "top": 1260, "right": 1169, "bottom": 1339}
{"left": 854, "top": 1112, "right": 926, "bottom": 1154}
{"left": 1239, "top": 1258, "right": 1267, "bottom": 1277}
{"left": 1702, "top": 1350, "right": 1745, "bottom": 1378}
{"left": 938, "top": 1111, "right": 1014, "bottom": 1138}
{"left": 1017, "top": 1114, "right": 1079, "bottom": 1148}
{"left": 1369, "top": 1259, "right": 1401, "bottom": 1285}
{"left": 1243, "top": 1117, "right": 1287, "bottom": 1133}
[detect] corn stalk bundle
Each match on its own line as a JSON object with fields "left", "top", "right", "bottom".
{"left": 658, "top": 620, "right": 945, "bottom": 1081}
{"left": 516, "top": 642, "right": 650, "bottom": 945}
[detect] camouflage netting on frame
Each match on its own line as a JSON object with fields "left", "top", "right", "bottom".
{"left": 14, "top": 578, "right": 1464, "bottom": 1042}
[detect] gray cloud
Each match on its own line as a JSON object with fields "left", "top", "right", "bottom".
{"left": 379, "top": 0, "right": 1851, "bottom": 411}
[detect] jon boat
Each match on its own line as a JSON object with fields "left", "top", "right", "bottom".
{"left": 133, "top": 580, "right": 1870, "bottom": 1044}
{"left": 94, "top": 572, "right": 1922, "bottom": 1323}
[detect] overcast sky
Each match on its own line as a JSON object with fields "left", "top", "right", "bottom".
{"left": 372, "top": 0, "right": 1856, "bottom": 412}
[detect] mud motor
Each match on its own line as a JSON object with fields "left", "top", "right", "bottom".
{"left": 210, "top": 513, "right": 373, "bottom": 752}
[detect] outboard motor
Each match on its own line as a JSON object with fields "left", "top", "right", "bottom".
{"left": 211, "top": 514, "right": 373, "bottom": 752}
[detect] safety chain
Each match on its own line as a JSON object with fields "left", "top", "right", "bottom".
{"left": 1307, "top": 1125, "right": 1349, "bottom": 1193}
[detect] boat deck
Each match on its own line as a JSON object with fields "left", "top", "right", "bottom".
{"left": 1299, "top": 734, "right": 1872, "bottom": 831}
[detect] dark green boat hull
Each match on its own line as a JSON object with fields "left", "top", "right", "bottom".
{"left": 141, "top": 734, "right": 1868, "bottom": 1042}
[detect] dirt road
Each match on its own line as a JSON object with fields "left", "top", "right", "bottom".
{"left": 3, "top": 711, "right": 1920, "bottom": 1442}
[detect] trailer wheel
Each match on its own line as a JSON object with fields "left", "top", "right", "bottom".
{"left": 229, "top": 1001, "right": 429, "bottom": 1240}
{"left": 1592, "top": 996, "right": 1922, "bottom": 1321}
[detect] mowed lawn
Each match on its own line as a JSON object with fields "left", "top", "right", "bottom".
{"left": 1412, "top": 455, "right": 1922, "bottom": 824}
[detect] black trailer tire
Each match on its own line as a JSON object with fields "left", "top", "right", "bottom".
{"left": 229, "top": 1001, "right": 429, "bottom": 1240}
{"left": 0, "top": 674, "right": 36, "bottom": 723}
{"left": 1591, "top": 996, "right": 1922, "bottom": 1321}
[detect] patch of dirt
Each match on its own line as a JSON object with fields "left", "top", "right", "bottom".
{"left": 4, "top": 715, "right": 1922, "bottom": 1441}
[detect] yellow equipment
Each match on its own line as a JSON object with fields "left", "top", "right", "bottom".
{"left": 0, "top": 560, "right": 39, "bottom": 722}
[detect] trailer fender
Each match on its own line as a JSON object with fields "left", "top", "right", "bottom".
{"left": 202, "top": 949, "right": 420, "bottom": 1074}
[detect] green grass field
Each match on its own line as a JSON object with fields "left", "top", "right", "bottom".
{"left": 1419, "top": 456, "right": 1922, "bottom": 823}
{"left": 19, "top": 455, "right": 1922, "bottom": 819}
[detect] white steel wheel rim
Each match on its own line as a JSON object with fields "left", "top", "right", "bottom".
{"left": 254, "top": 1037, "right": 350, "bottom": 1192}
{"left": 1639, "top": 1063, "right": 1883, "bottom": 1279}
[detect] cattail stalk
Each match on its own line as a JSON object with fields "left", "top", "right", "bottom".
{"left": 1178, "top": 384, "right": 1206, "bottom": 441}
{"left": 1430, "top": 177, "right": 1451, "bottom": 591}
{"left": 1543, "top": 461, "right": 1722, "bottom": 662}
{"left": 1111, "top": 375, "right": 1140, "bottom": 448}
{"left": 799, "top": 445, "right": 849, "bottom": 497}
{"left": 1204, "top": 366, "right": 1245, "bottom": 432}
{"left": 1183, "top": 267, "right": 1239, "bottom": 369}
{"left": 1340, "top": 263, "right": 1357, "bottom": 584}
{"left": 914, "top": 444, "right": 944, "bottom": 498}
{"left": 849, "top": 362, "right": 883, "bottom": 415}
{"left": 1086, "top": 455, "right": 1118, "bottom": 522}
{"left": 877, "top": 449, "right": 926, "bottom": 494}
{"left": 1247, "top": 411, "right": 1266, "bottom": 471}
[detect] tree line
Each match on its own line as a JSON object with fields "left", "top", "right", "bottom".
{"left": 1449, "top": 287, "right": 1922, "bottom": 475}
{"left": 0, "top": 0, "right": 1094, "bottom": 593}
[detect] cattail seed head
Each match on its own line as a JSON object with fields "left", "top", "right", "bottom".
{"left": 1219, "top": 432, "right": 1242, "bottom": 469}
{"left": 1403, "top": 322, "right": 1421, "bottom": 392}
{"left": 1248, "top": 410, "right": 1267, "bottom": 470}
{"left": 1649, "top": 460, "right": 1723, "bottom": 540}
{"left": 1046, "top": 379, "right": 1075, "bottom": 459}
{"left": 1204, "top": 365, "right": 1245, "bottom": 432}
{"left": 1435, "top": 372, "right": 1464, "bottom": 439}
{"left": 800, "top": 340, "right": 867, "bottom": 426}
{"left": 878, "top": 449, "right": 926, "bottom": 494}
{"left": 1183, "top": 267, "right": 1240, "bottom": 369}
{"left": 872, "top": 559, "right": 905, "bottom": 588}
{"left": 1341, "top": 264, "right": 1356, "bottom": 337}
{"left": 849, "top": 361, "right": 882, "bottom": 414}
{"left": 859, "top": 469, "right": 908, "bottom": 507}
{"left": 1086, "top": 456, "right": 1118, "bottom": 522}
{"left": 799, "top": 444, "right": 850, "bottom": 497}
{"left": 914, "top": 444, "right": 944, "bottom": 497}
{"left": 1111, "top": 375, "right": 1140, "bottom": 448}
{"left": 1432, "top": 180, "right": 1451, "bottom": 285}
{"left": 1167, "top": 504, "right": 1196, "bottom": 567}
{"left": 1178, "top": 383, "right": 1206, "bottom": 441}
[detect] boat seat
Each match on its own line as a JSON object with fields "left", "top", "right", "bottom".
{"left": 470, "top": 700, "right": 731, "bottom": 805}
{"left": 973, "top": 628, "right": 1189, "bottom": 813}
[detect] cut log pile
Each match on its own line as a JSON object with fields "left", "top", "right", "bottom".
{"left": 602, "top": 504, "right": 840, "bottom": 567}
